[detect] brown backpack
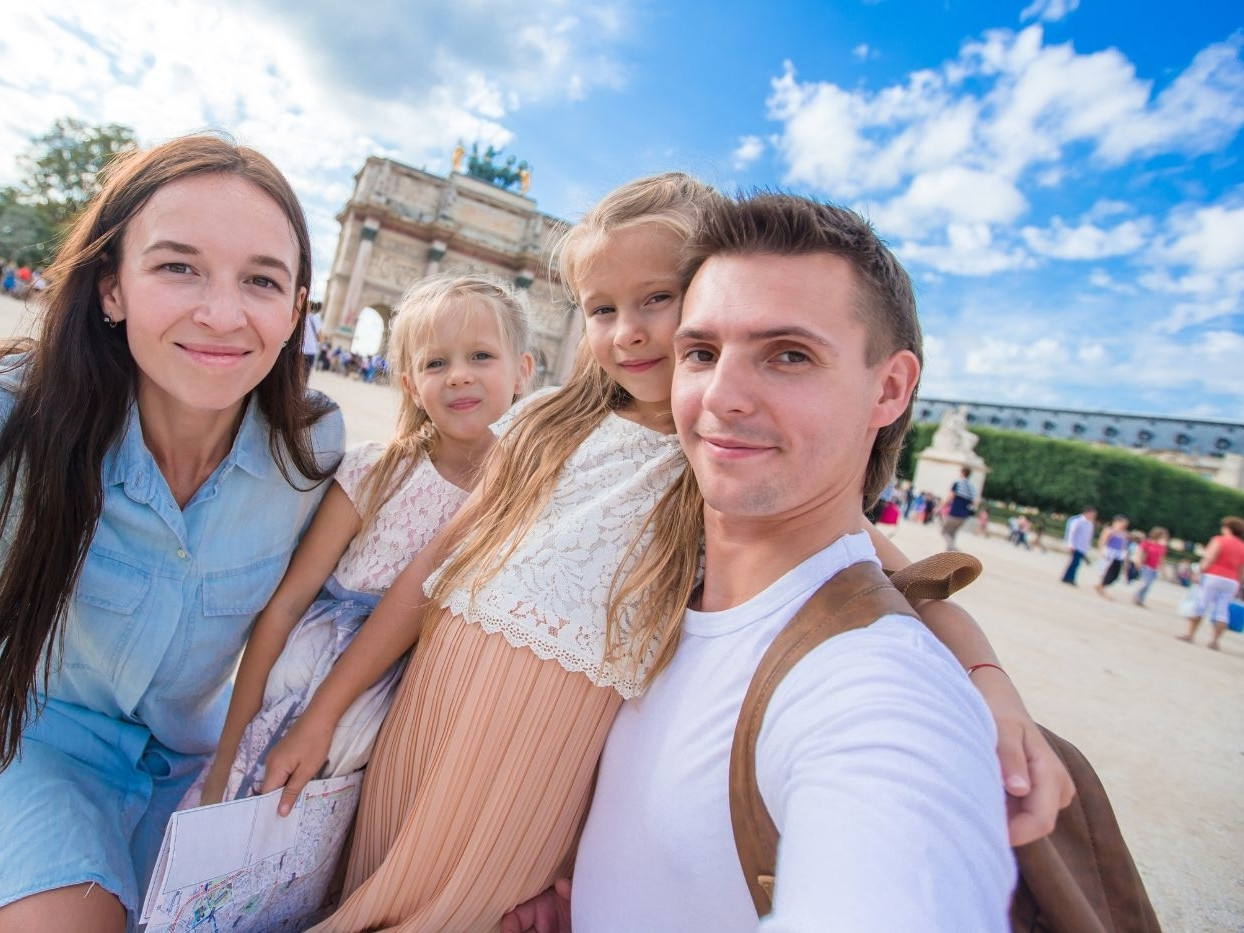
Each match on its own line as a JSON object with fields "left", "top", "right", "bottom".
{"left": 729, "top": 559, "right": 1161, "bottom": 933}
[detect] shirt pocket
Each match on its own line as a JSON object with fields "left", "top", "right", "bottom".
{"left": 201, "top": 551, "right": 291, "bottom": 618}
{"left": 75, "top": 547, "right": 153, "bottom": 614}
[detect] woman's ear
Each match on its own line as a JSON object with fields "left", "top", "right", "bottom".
{"left": 98, "top": 269, "right": 126, "bottom": 323}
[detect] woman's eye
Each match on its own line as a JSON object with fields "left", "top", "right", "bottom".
{"left": 161, "top": 262, "right": 192, "bottom": 274}
{"left": 250, "top": 276, "right": 279, "bottom": 289}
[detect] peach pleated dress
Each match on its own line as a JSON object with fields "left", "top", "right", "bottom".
{"left": 311, "top": 414, "right": 684, "bottom": 933}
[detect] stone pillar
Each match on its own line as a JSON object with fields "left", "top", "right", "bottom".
{"left": 426, "top": 240, "right": 447, "bottom": 277}
{"left": 340, "top": 218, "right": 381, "bottom": 331}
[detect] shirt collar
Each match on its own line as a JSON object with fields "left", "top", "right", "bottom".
{"left": 104, "top": 394, "right": 273, "bottom": 489}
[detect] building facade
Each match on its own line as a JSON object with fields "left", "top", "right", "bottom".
{"left": 322, "top": 157, "right": 578, "bottom": 385}
{"left": 914, "top": 397, "right": 1244, "bottom": 489}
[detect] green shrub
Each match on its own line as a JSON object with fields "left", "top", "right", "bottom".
{"left": 900, "top": 424, "right": 1244, "bottom": 542}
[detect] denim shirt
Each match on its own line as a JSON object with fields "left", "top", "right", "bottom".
{"left": 0, "top": 365, "right": 345, "bottom": 756}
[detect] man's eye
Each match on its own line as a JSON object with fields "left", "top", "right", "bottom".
{"left": 684, "top": 349, "right": 715, "bottom": 363}
{"left": 775, "top": 350, "right": 809, "bottom": 364}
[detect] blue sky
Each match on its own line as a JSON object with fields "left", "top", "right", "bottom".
{"left": 2, "top": 0, "right": 1242, "bottom": 420}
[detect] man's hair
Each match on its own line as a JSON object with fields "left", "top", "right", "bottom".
{"left": 680, "top": 192, "right": 923, "bottom": 505}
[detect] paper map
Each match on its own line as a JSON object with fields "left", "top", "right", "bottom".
{"left": 140, "top": 771, "right": 362, "bottom": 933}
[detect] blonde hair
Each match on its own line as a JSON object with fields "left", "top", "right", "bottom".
{"left": 428, "top": 174, "right": 718, "bottom": 685}
{"left": 353, "top": 273, "right": 532, "bottom": 534}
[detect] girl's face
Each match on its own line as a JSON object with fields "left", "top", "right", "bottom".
{"left": 99, "top": 173, "right": 303, "bottom": 424}
{"left": 403, "top": 303, "right": 532, "bottom": 447}
{"left": 578, "top": 224, "right": 684, "bottom": 418}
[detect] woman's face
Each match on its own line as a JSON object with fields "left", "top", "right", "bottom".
{"left": 99, "top": 173, "right": 304, "bottom": 423}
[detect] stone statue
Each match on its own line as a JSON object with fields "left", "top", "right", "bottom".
{"left": 931, "top": 405, "right": 980, "bottom": 457}
{"left": 520, "top": 168, "right": 530, "bottom": 196}
{"left": 452, "top": 144, "right": 464, "bottom": 174}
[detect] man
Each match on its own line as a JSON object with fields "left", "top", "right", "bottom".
{"left": 1061, "top": 506, "right": 1098, "bottom": 585}
{"left": 569, "top": 195, "right": 1014, "bottom": 930}
{"left": 942, "top": 466, "right": 978, "bottom": 550}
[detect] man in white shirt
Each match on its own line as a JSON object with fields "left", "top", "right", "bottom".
{"left": 571, "top": 194, "right": 1014, "bottom": 931}
{"left": 1061, "top": 506, "right": 1098, "bottom": 585}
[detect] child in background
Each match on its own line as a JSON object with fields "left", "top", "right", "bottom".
{"left": 192, "top": 274, "right": 532, "bottom": 804}
{"left": 1133, "top": 527, "right": 1169, "bottom": 607}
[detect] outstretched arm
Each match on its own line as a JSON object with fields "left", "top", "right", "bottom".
{"left": 866, "top": 522, "right": 1074, "bottom": 845}
{"left": 199, "top": 481, "right": 360, "bottom": 804}
{"left": 259, "top": 522, "right": 448, "bottom": 814}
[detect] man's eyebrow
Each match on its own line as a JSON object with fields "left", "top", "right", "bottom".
{"left": 674, "top": 324, "right": 837, "bottom": 351}
{"left": 142, "top": 240, "right": 293, "bottom": 277}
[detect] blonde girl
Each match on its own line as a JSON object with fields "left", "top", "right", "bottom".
{"left": 193, "top": 274, "right": 532, "bottom": 805}
{"left": 265, "top": 174, "right": 1069, "bottom": 932}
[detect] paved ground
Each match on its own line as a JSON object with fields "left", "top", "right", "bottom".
{"left": 3, "top": 293, "right": 1241, "bottom": 930}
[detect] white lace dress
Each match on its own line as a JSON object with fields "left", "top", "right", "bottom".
{"left": 188, "top": 444, "right": 468, "bottom": 803}
{"left": 323, "top": 413, "right": 687, "bottom": 932}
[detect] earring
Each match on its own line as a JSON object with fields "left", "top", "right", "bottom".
{"left": 281, "top": 339, "right": 289, "bottom": 347}
{"left": 103, "top": 313, "right": 117, "bottom": 329}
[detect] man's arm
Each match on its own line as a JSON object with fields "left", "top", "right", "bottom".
{"left": 756, "top": 621, "right": 1016, "bottom": 931}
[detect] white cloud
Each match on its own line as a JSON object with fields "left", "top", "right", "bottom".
{"left": 1021, "top": 216, "right": 1151, "bottom": 260}
{"left": 895, "top": 223, "right": 1033, "bottom": 276}
{"left": 852, "top": 44, "right": 871, "bottom": 61}
{"left": 764, "top": 27, "right": 1244, "bottom": 279}
{"left": 1019, "top": 0, "right": 1080, "bottom": 24}
{"left": 0, "top": 0, "right": 634, "bottom": 291}
{"left": 732, "top": 135, "right": 765, "bottom": 170}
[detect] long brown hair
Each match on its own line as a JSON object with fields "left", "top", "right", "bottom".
{"left": 353, "top": 273, "right": 533, "bottom": 534}
{"left": 0, "top": 134, "right": 336, "bottom": 769}
{"left": 427, "top": 174, "right": 717, "bottom": 671}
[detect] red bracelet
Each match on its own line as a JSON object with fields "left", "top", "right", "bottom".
{"left": 966, "top": 662, "right": 1007, "bottom": 678}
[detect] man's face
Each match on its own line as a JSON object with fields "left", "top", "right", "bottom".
{"left": 672, "top": 252, "right": 918, "bottom": 525}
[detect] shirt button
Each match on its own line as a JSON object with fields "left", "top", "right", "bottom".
{"left": 177, "top": 548, "right": 188, "bottom": 559}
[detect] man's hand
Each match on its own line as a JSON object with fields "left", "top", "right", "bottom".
{"left": 976, "top": 669, "right": 1076, "bottom": 845}
{"left": 500, "top": 878, "right": 572, "bottom": 933}
{"left": 259, "top": 712, "right": 334, "bottom": 816}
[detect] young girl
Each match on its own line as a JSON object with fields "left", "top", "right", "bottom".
{"left": 262, "top": 174, "right": 1068, "bottom": 932}
{"left": 193, "top": 274, "right": 533, "bottom": 805}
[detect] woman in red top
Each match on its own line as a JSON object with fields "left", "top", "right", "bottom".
{"left": 1178, "top": 516, "right": 1244, "bottom": 650}
{"left": 1133, "top": 526, "right": 1169, "bottom": 607}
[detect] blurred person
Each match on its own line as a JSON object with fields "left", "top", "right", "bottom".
{"left": 1133, "top": 527, "right": 1169, "bottom": 607}
{"left": 1094, "top": 515, "right": 1130, "bottom": 598}
{"left": 1061, "top": 506, "right": 1097, "bottom": 585}
{"left": 1177, "top": 517, "right": 1244, "bottom": 650}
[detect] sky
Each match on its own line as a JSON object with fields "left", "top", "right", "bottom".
{"left": 2, "top": 0, "right": 1242, "bottom": 421}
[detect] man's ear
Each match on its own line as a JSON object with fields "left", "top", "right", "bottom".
{"left": 870, "top": 349, "right": 921, "bottom": 429}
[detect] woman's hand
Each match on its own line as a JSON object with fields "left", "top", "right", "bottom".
{"left": 260, "top": 711, "right": 334, "bottom": 816}
{"left": 973, "top": 666, "right": 1076, "bottom": 845}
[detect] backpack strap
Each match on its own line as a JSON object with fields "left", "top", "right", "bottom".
{"left": 727, "top": 560, "right": 921, "bottom": 916}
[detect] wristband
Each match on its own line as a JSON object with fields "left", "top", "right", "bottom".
{"left": 966, "top": 662, "right": 1007, "bottom": 678}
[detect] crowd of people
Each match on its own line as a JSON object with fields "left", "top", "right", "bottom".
{"left": 0, "top": 261, "right": 48, "bottom": 299}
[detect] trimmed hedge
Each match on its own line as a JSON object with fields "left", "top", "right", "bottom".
{"left": 898, "top": 423, "right": 1244, "bottom": 543}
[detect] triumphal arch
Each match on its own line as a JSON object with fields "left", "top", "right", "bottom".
{"left": 322, "top": 152, "right": 578, "bottom": 385}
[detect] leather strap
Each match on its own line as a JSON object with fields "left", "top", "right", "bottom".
{"left": 728, "top": 561, "right": 920, "bottom": 915}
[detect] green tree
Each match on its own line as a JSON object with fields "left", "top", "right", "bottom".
{"left": 0, "top": 117, "right": 137, "bottom": 266}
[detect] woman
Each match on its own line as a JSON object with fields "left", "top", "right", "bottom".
{"left": 0, "top": 135, "right": 344, "bottom": 931}
{"left": 1178, "top": 516, "right": 1244, "bottom": 650}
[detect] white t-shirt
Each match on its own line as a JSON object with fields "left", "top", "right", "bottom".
{"left": 573, "top": 532, "right": 1015, "bottom": 932}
